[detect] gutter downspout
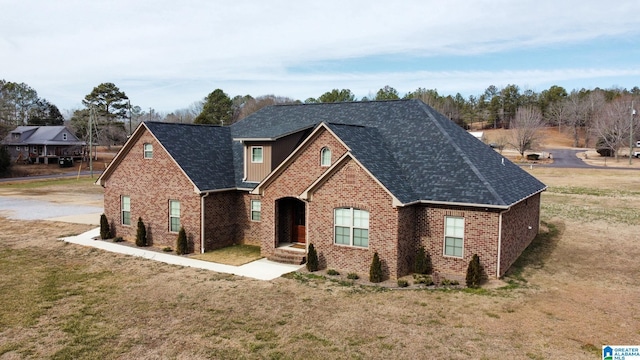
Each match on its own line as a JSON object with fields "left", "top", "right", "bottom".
{"left": 497, "top": 206, "right": 512, "bottom": 278}
{"left": 200, "top": 192, "right": 210, "bottom": 254}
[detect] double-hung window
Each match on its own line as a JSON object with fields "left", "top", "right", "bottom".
{"left": 334, "top": 208, "right": 369, "bottom": 247}
{"left": 169, "top": 200, "right": 180, "bottom": 232}
{"left": 143, "top": 143, "right": 153, "bottom": 159}
{"left": 251, "top": 200, "right": 261, "bottom": 221}
{"left": 121, "top": 196, "right": 131, "bottom": 225}
{"left": 444, "top": 216, "right": 464, "bottom": 257}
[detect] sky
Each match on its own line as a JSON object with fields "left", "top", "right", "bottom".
{"left": 2, "top": 0, "right": 640, "bottom": 114}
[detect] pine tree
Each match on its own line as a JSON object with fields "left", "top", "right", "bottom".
{"left": 306, "top": 243, "right": 319, "bottom": 272}
{"left": 414, "top": 246, "right": 432, "bottom": 274}
{"left": 466, "top": 254, "right": 482, "bottom": 288}
{"left": 135, "top": 217, "right": 147, "bottom": 247}
{"left": 369, "top": 252, "right": 383, "bottom": 283}
{"left": 99, "top": 213, "right": 111, "bottom": 239}
{"left": 176, "top": 227, "right": 188, "bottom": 255}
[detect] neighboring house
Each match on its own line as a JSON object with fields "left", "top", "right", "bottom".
{"left": 1, "top": 126, "right": 85, "bottom": 164}
{"left": 97, "top": 100, "right": 546, "bottom": 280}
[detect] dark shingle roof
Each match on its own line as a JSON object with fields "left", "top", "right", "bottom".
{"left": 231, "top": 100, "right": 546, "bottom": 207}
{"left": 144, "top": 122, "right": 236, "bottom": 191}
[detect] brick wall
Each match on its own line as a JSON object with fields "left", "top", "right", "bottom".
{"left": 415, "top": 205, "right": 501, "bottom": 278}
{"left": 202, "top": 191, "right": 250, "bottom": 250}
{"left": 499, "top": 193, "right": 541, "bottom": 276}
{"left": 102, "top": 128, "right": 202, "bottom": 252}
{"left": 258, "top": 127, "right": 348, "bottom": 258}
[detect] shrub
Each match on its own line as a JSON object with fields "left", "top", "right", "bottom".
{"left": 466, "top": 254, "right": 483, "bottom": 288}
{"left": 163, "top": 247, "right": 173, "bottom": 252}
{"left": 306, "top": 243, "right": 319, "bottom": 272}
{"left": 347, "top": 273, "right": 359, "bottom": 280}
{"left": 135, "top": 217, "right": 147, "bottom": 247}
{"left": 176, "top": 227, "right": 188, "bottom": 255}
{"left": 442, "top": 278, "right": 460, "bottom": 286}
{"left": 397, "top": 279, "right": 409, "bottom": 287}
{"left": 413, "top": 246, "right": 432, "bottom": 274}
{"left": 326, "top": 269, "right": 339, "bottom": 276}
{"left": 413, "top": 274, "right": 434, "bottom": 286}
{"left": 99, "top": 213, "right": 111, "bottom": 239}
{"left": 369, "top": 252, "right": 383, "bottom": 283}
{"left": 113, "top": 236, "right": 124, "bottom": 243}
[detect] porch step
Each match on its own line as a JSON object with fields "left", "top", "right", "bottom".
{"left": 269, "top": 247, "right": 306, "bottom": 265}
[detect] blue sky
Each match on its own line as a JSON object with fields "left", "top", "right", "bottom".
{"left": 2, "top": 0, "right": 640, "bottom": 113}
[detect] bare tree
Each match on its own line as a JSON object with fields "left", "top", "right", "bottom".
{"left": 509, "top": 106, "right": 545, "bottom": 157}
{"left": 591, "top": 97, "right": 633, "bottom": 161}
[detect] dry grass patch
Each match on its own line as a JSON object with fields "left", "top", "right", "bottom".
{"left": 1, "top": 169, "right": 640, "bottom": 359}
{"left": 191, "top": 244, "right": 262, "bottom": 266}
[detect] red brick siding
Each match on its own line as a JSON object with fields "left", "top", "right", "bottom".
{"left": 499, "top": 193, "right": 541, "bottom": 276}
{"left": 309, "top": 160, "right": 400, "bottom": 279}
{"left": 239, "top": 194, "right": 263, "bottom": 246}
{"left": 202, "top": 191, "right": 248, "bottom": 251}
{"left": 416, "top": 205, "right": 500, "bottom": 278}
{"left": 103, "top": 129, "right": 202, "bottom": 252}
{"left": 258, "top": 128, "right": 348, "bottom": 258}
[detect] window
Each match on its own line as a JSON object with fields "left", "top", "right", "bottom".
{"left": 334, "top": 208, "right": 369, "bottom": 247}
{"left": 16, "top": 146, "right": 20, "bottom": 151}
{"left": 143, "top": 143, "right": 153, "bottom": 159}
{"left": 444, "top": 216, "right": 464, "bottom": 257}
{"left": 320, "top": 147, "right": 331, "bottom": 167}
{"left": 251, "top": 200, "right": 261, "bottom": 221}
{"left": 251, "top": 146, "right": 263, "bottom": 163}
{"left": 169, "top": 200, "right": 180, "bottom": 232}
{"left": 62, "top": 133, "right": 68, "bottom": 140}
{"left": 121, "top": 196, "right": 131, "bottom": 225}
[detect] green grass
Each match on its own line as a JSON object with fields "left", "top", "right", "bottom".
{"left": 192, "top": 244, "right": 262, "bottom": 266}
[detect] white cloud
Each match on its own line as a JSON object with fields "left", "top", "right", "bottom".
{"left": 1, "top": 0, "right": 640, "bottom": 111}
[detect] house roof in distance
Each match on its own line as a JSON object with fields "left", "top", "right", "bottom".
{"left": 2, "top": 125, "right": 84, "bottom": 145}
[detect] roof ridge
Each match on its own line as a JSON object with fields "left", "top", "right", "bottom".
{"left": 416, "top": 102, "right": 507, "bottom": 206}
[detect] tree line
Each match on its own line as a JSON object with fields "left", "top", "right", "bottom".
{"left": 2, "top": 79, "right": 639, "bottom": 159}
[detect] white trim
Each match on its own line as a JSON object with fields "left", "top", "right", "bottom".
{"left": 143, "top": 143, "right": 153, "bottom": 159}
{"left": 320, "top": 147, "right": 331, "bottom": 167}
{"left": 250, "top": 200, "right": 261, "bottom": 222}
{"left": 200, "top": 192, "right": 210, "bottom": 254}
{"left": 169, "top": 199, "right": 180, "bottom": 233}
{"left": 121, "top": 195, "right": 131, "bottom": 226}
{"left": 333, "top": 207, "right": 369, "bottom": 248}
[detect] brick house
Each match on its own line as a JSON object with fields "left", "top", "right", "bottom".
{"left": 97, "top": 100, "right": 546, "bottom": 279}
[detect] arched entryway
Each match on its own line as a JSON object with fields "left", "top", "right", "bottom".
{"left": 276, "top": 197, "right": 306, "bottom": 246}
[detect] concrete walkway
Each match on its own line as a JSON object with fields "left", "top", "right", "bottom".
{"left": 61, "top": 228, "right": 304, "bottom": 281}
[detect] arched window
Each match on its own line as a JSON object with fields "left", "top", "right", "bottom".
{"left": 320, "top": 147, "right": 331, "bottom": 167}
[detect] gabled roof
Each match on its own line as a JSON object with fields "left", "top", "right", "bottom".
{"left": 232, "top": 99, "right": 546, "bottom": 207}
{"left": 98, "top": 122, "right": 236, "bottom": 193}
{"left": 2, "top": 126, "right": 84, "bottom": 145}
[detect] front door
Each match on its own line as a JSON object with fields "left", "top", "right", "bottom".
{"left": 276, "top": 198, "right": 306, "bottom": 245}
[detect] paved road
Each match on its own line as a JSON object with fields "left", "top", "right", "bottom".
{"left": 544, "top": 149, "right": 593, "bottom": 168}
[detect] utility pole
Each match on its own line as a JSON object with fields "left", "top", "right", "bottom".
{"left": 89, "top": 106, "right": 94, "bottom": 178}
{"left": 631, "top": 100, "right": 636, "bottom": 166}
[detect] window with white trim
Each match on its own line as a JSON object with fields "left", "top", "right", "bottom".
{"left": 121, "top": 196, "right": 131, "bottom": 225}
{"left": 251, "top": 200, "right": 261, "bottom": 221}
{"left": 169, "top": 200, "right": 180, "bottom": 232}
{"left": 334, "top": 208, "right": 369, "bottom": 247}
{"left": 320, "top": 147, "right": 331, "bottom": 167}
{"left": 444, "top": 216, "right": 464, "bottom": 257}
{"left": 143, "top": 143, "right": 153, "bottom": 158}
{"left": 251, "top": 146, "right": 263, "bottom": 163}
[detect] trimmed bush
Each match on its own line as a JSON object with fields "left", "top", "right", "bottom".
{"left": 326, "top": 269, "right": 339, "bottom": 276}
{"left": 135, "top": 217, "right": 147, "bottom": 247}
{"left": 347, "top": 273, "right": 359, "bottom": 280}
{"left": 465, "top": 254, "right": 483, "bottom": 288}
{"left": 176, "top": 227, "right": 188, "bottom": 255}
{"left": 414, "top": 246, "right": 432, "bottom": 274}
{"left": 369, "top": 252, "right": 383, "bottom": 283}
{"left": 413, "top": 274, "right": 434, "bottom": 286}
{"left": 306, "top": 244, "right": 319, "bottom": 272}
{"left": 113, "top": 236, "right": 124, "bottom": 243}
{"left": 100, "top": 213, "right": 111, "bottom": 239}
{"left": 397, "top": 279, "right": 409, "bottom": 287}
